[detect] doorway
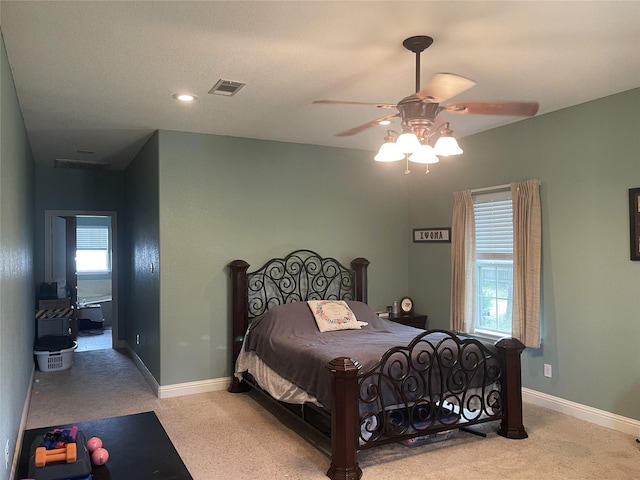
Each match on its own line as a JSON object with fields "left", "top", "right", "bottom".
{"left": 44, "top": 210, "right": 119, "bottom": 351}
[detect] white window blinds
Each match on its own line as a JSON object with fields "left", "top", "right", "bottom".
{"left": 474, "top": 190, "right": 513, "bottom": 260}
{"left": 76, "top": 226, "right": 109, "bottom": 250}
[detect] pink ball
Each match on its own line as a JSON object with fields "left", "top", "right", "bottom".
{"left": 91, "top": 447, "right": 109, "bottom": 465}
{"left": 86, "top": 436, "right": 102, "bottom": 453}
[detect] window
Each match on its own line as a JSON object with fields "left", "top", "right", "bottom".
{"left": 474, "top": 190, "right": 513, "bottom": 336}
{"left": 450, "top": 180, "right": 541, "bottom": 348}
{"left": 76, "top": 225, "right": 110, "bottom": 272}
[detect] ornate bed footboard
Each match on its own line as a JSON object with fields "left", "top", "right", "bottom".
{"left": 359, "top": 330, "right": 505, "bottom": 444}
{"left": 327, "top": 332, "right": 527, "bottom": 480}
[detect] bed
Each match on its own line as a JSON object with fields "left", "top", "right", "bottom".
{"left": 229, "top": 249, "right": 527, "bottom": 480}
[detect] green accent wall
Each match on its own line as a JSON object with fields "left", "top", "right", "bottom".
{"left": 32, "top": 166, "right": 126, "bottom": 355}
{"left": 33, "top": 167, "right": 125, "bottom": 284}
{"left": 407, "top": 88, "right": 640, "bottom": 420}
{"left": 0, "top": 30, "right": 35, "bottom": 480}
{"left": 124, "top": 132, "right": 161, "bottom": 381}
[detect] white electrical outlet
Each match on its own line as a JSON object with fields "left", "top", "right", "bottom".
{"left": 544, "top": 363, "right": 552, "bottom": 378}
{"left": 4, "top": 438, "right": 9, "bottom": 470}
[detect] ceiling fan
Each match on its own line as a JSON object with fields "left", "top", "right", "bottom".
{"left": 313, "top": 35, "right": 539, "bottom": 169}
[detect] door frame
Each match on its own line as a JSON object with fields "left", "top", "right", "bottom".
{"left": 44, "top": 209, "right": 120, "bottom": 347}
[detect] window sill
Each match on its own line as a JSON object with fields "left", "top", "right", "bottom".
{"left": 77, "top": 271, "right": 112, "bottom": 281}
{"left": 458, "top": 330, "right": 511, "bottom": 343}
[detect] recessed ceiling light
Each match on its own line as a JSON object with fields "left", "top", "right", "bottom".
{"left": 173, "top": 93, "right": 197, "bottom": 102}
{"left": 378, "top": 120, "right": 391, "bottom": 126}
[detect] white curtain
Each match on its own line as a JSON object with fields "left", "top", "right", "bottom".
{"left": 450, "top": 190, "right": 475, "bottom": 333}
{"left": 511, "top": 179, "right": 542, "bottom": 348}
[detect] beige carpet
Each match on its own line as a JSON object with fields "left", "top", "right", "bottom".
{"left": 26, "top": 348, "right": 640, "bottom": 479}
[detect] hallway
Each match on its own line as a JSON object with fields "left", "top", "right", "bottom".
{"left": 76, "top": 326, "right": 112, "bottom": 352}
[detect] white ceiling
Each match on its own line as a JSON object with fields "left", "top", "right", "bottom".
{"left": 1, "top": 1, "right": 639, "bottom": 170}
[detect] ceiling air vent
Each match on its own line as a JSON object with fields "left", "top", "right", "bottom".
{"left": 55, "top": 158, "right": 109, "bottom": 170}
{"left": 208, "top": 79, "right": 246, "bottom": 97}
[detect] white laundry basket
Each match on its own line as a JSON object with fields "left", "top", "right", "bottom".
{"left": 34, "top": 341, "right": 77, "bottom": 372}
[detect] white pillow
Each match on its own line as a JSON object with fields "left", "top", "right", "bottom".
{"left": 307, "top": 300, "right": 368, "bottom": 332}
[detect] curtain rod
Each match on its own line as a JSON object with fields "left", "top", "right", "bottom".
{"left": 471, "top": 183, "right": 511, "bottom": 193}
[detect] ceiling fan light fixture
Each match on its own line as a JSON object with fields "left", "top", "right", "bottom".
{"left": 374, "top": 132, "right": 404, "bottom": 162}
{"left": 374, "top": 143, "right": 404, "bottom": 162}
{"left": 433, "top": 122, "right": 463, "bottom": 156}
{"left": 409, "top": 144, "right": 440, "bottom": 164}
{"left": 396, "top": 128, "right": 421, "bottom": 154}
{"left": 314, "top": 35, "right": 537, "bottom": 176}
{"left": 434, "top": 135, "right": 463, "bottom": 156}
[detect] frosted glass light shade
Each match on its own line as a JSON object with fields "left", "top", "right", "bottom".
{"left": 395, "top": 131, "right": 421, "bottom": 154}
{"left": 409, "top": 144, "right": 440, "bottom": 164}
{"left": 433, "top": 136, "right": 463, "bottom": 156}
{"left": 374, "top": 142, "right": 404, "bottom": 162}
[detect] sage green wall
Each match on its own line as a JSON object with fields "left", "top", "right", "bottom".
{"left": 156, "top": 131, "right": 409, "bottom": 385}
{"left": 0, "top": 31, "right": 35, "bottom": 480}
{"left": 124, "top": 132, "right": 160, "bottom": 381}
{"left": 407, "top": 88, "right": 640, "bottom": 420}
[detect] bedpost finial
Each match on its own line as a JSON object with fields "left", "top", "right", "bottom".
{"left": 350, "top": 257, "right": 370, "bottom": 268}
{"left": 229, "top": 259, "right": 250, "bottom": 273}
{"left": 495, "top": 337, "right": 526, "bottom": 352}
{"left": 326, "top": 357, "right": 362, "bottom": 374}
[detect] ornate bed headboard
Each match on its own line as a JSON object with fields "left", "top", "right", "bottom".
{"left": 228, "top": 249, "right": 370, "bottom": 392}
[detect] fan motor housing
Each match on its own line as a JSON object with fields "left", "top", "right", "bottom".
{"left": 397, "top": 98, "right": 440, "bottom": 125}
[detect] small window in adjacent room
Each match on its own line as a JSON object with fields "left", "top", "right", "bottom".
{"left": 76, "top": 225, "right": 110, "bottom": 273}
{"left": 474, "top": 189, "right": 513, "bottom": 336}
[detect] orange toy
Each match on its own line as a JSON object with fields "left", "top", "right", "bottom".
{"left": 34, "top": 442, "right": 77, "bottom": 467}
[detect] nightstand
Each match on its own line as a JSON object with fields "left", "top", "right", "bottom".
{"left": 389, "top": 313, "right": 428, "bottom": 329}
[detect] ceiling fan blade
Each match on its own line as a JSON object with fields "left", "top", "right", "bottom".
{"left": 415, "top": 73, "right": 476, "bottom": 103}
{"left": 313, "top": 99, "right": 397, "bottom": 109}
{"left": 445, "top": 101, "right": 539, "bottom": 116}
{"left": 335, "top": 113, "right": 399, "bottom": 137}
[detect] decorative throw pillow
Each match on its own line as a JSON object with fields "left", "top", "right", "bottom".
{"left": 307, "top": 300, "right": 368, "bottom": 332}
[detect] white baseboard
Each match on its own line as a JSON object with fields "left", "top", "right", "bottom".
{"left": 11, "top": 366, "right": 34, "bottom": 480}
{"left": 523, "top": 387, "right": 640, "bottom": 437}
{"left": 124, "top": 342, "right": 230, "bottom": 399}
{"left": 125, "top": 343, "right": 160, "bottom": 396}
{"left": 123, "top": 350, "right": 639, "bottom": 438}
{"left": 158, "top": 377, "right": 231, "bottom": 399}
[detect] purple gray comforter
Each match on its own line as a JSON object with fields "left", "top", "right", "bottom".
{"left": 244, "top": 300, "right": 429, "bottom": 411}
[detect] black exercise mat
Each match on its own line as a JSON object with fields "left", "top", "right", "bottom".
{"left": 17, "top": 411, "right": 193, "bottom": 480}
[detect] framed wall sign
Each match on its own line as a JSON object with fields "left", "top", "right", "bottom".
{"left": 630, "top": 188, "right": 640, "bottom": 261}
{"left": 413, "top": 228, "right": 451, "bottom": 243}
